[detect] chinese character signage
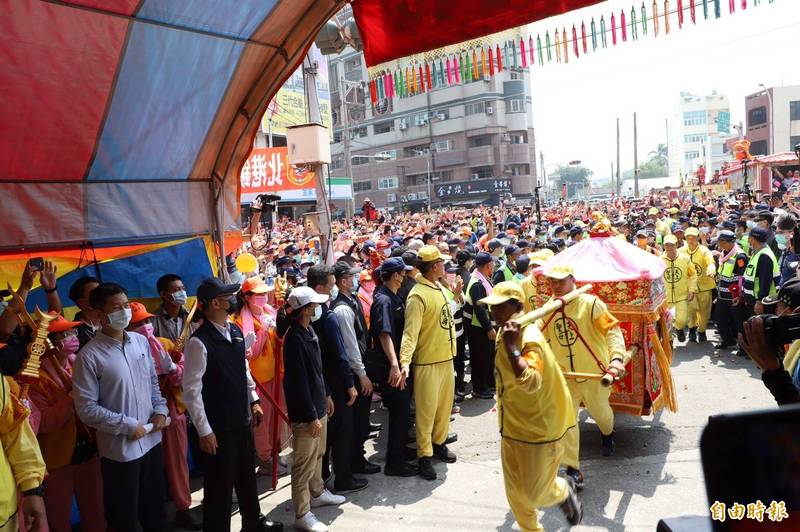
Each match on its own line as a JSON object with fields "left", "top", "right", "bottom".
{"left": 436, "top": 179, "right": 512, "bottom": 199}
{"left": 717, "top": 111, "right": 730, "bottom": 134}
{"left": 240, "top": 147, "right": 316, "bottom": 196}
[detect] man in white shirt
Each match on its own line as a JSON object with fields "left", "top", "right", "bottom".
{"left": 183, "top": 278, "right": 283, "bottom": 532}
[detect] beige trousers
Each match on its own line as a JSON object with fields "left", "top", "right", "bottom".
{"left": 290, "top": 416, "right": 328, "bottom": 518}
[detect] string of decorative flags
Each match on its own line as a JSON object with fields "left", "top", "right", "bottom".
{"left": 366, "top": 0, "right": 777, "bottom": 104}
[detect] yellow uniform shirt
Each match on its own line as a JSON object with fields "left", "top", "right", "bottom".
{"left": 538, "top": 294, "right": 627, "bottom": 375}
{"left": 679, "top": 243, "right": 717, "bottom": 292}
{"left": 1, "top": 377, "right": 46, "bottom": 526}
{"left": 656, "top": 219, "right": 672, "bottom": 238}
{"left": 519, "top": 273, "right": 539, "bottom": 313}
{"left": 495, "top": 314, "right": 575, "bottom": 444}
{"left": 399, "top": 275, "right": 457, "bottom": 367}
{"left": 661, "top": 252, "right": 698, "bottom": 303}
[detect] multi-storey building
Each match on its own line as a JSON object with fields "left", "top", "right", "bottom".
{"left": 327, "top": 49, "right": 538, "bottom": 212}
{"left": 745, "top": 85, "right": 800, "bottom": 156}
{"left": 668, "top": 91, "right": 735, "bottom": 177}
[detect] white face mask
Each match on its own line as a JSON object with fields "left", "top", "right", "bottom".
{"left": 331, "top": 286, "right": 340, "bottom": 300}
{"left": 311, "top": 305, "right": 322, "bottom": 322}
{"left": 699, "top": 226, "right": 710, "bottom": 234}
{"left": 171, "top": 290, "right": 188, "bottom": 305}
{"left": 746, "top": 220, "right": 756, "bottom": 229}
{"left": 108, "top": 308, "right": 132, "bottom": 331}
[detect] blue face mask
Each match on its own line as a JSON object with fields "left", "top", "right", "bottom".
{"left": 746, "top": 220, "right": 756, "bottom": 229}
{"left": 353, "top": 275, "right": 360, "bottom": 292}
{"left": 776, "top": 234, "right": 788, "bottom": 250}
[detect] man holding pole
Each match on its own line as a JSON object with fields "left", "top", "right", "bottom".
{"left": 480, "top": 281, "right": 582, "bottom": 531}
{"left": 537, "top": 265, "right": 628, "bottom": 490}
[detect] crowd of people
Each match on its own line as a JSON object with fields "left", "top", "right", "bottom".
{"left": 2, "top": 182, "right": 800, "bottom": 532}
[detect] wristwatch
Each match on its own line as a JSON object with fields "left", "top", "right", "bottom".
{"left": 509, "top": 348, "right": 522, "bottom": 358}
{"left": 23, "top": 485, "right": 44, "bottom": 498}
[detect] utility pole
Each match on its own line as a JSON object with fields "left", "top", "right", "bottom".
{"left": 616, "top": 118, "right": 621, "bottom": 196}
{"left": 339, "top": 75, "right": 354, "bottom": 219}
{"left": 665, "top": 118, "right": 669, "bottom": 176}
{"left": 610, "top": 162, "right": 614, "bottom": 195}
{"left": 303, "top": 53, "right": 334, "bottom": 265}
{"left": 633, "top": 112, "right": 640, "bottom": 198}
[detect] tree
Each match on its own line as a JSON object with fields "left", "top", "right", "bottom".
{"left": 648, "top": 143, "right": 668, "bottom": 167}
{"left": 622, "top": 144, "right": 669, "bottom": 179}
{"left": 554, "top": 164, "right": 592, "bottom": 198}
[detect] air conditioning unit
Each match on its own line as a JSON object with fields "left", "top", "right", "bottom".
{"left": 502, "top": 134, "right": 511, "bottom": 143}
{"left": 437, "top": 112, "right": 446, "bottom": 121}
{"left": 472, "top": 173, "right": 480, "bottom": 180}
{"left": 399, "top": 119, "right": 408, "bottom": 130}
{"left": 486, "top": 106, "right": 494, "bottom": 115}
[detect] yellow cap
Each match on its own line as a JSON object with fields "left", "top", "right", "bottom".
{"left": 544, "top": 264, "right": 575, "bottom": 280}
{"left": 685, "top": 227, "right": 700, "bottom": 237}
{"left": 669, "top": 207, "right": 679, "bottom": 214}
{"left": 528, "top": 251, "right": 548, "bottom": 265}
{"left": 663, "top": 235, "right": 678, "bottom": 245}
{"left": 417, "top": 245, "right": 451, "bottom": 263}
{"left": 478, "top": 281, "right": 525, "bottom": 306}
{"left": 648, "top": 207, "right": 659, "bottom": 215}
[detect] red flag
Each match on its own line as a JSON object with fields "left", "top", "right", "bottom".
{"left": 529, "top": 35, "right": 535, "bottom": 64}
{"left": 425, "top": 62, "right": 432, "bottom": 91}
{"left": 454, "top": 55, "right": 461, "bottom": 83}
{"left": 369, "top": 79, "right": 378, "bottom": 102}
{"left": 581, "top": 21, "right": 588, "bottom": 54}
{"left": 446, "top": 57, "right": 453, "bottom": 85}
{"left": 690, "top": 0, "right": 696, "bottom": 23}
{"left": 418, "top": 65, "right": 425, "bottom": 92}
{"left": 621, "top": 10, "right": 627, "bottom": 42}
{"left": 678, "top": 0, "right": 684, "bottom": 27}
{"left": 488, "top": 46, "right": 495, "bottom": 74}
{"left": 572, "top": 25, "right": 579, "bottom": 57}
{"left": 496, "top": 44, "right": 503, "bottom": 71}
{"left": 520, "top": 38, "right": 527, "bottom": 67}
{"left": 611, "top": 12, "right": 617, "bottom": 45}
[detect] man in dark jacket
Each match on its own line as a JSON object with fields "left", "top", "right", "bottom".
{"left": 307, "top": 265, "right": 366, "bottom": 494}
{"left": 464, "top": 252, "right": 496, "bottom": 399}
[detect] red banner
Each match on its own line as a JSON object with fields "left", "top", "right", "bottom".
{"left": 240, "top": 147, "right": 316, "bottom": 194}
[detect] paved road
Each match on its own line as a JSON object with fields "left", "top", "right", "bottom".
{"left": 207, "top": 327, "right": 776, "bottom": 531}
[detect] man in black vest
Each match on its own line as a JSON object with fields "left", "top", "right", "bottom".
{"left": 183, "top": 278, "right": 283, "bottom": 532}
{"left": 331, "top": 261, "right": 382, "bottom": 475}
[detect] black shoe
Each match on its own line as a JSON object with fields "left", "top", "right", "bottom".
{"left": 241, "top": 515, "right": 284, "bottom": 532}
{"left": 418, "top": 457, "right": 437, "bottom": 480}
{"left": 369, "top": 422, "right": 382, "bottom": 432}
{"left": 333, "top": 477, "right": 368, "bottom": 494}
{"left": 444, "top": 432, "right": 458, "bottom": 445}
{"left": 473, "top": 390, "right": 494, "bottom": 399}
{"left": 714, "top": 342, "right": 736, "bottom": 350}
{"left": 601, "top": 432, "right": 615, "bottom": 457}
{"left": 352, "top": 459, "right": 381, "bottom": 474}
{"left": 173, "top": 509, "right": 202, "bottom": 530}
{"left": 384, "top": 461, "right": 419, "bottom": 477}
{"left": 565, "top": 467, "right": 585, "bottom": 491}
{"left": 735, "top": 349, "right": 747, "bottom": 357}
{"left": 454, "top": 393, "right": 464, "bottom": 404}
{"left": 402, "top": 447, "right": 419, "bottom": 461}
{"left": 698, "top": 331, "right": 707, "bottom": 342}
{"left": 688, "top": 328, "right": 697, "bottom": 342}
{"left": 432, "top": 443, "right": 457, "bottom": 463}
{"left": 560, "top": 477, "right": 583, "bottom": 526}
{"left": 675, "top": 329, "right": 686, "bottom": 342}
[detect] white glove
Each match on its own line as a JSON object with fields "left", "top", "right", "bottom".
{"left": 244, "top": 331, "right": 257, "bottom": 350}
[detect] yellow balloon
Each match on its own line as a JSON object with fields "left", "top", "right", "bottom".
{"left": 235, "top": 252, "right": 258, "bottom": 273}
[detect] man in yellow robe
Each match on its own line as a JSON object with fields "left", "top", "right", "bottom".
{"left": 661, "top": 235, "right": 698, "bottom": 342}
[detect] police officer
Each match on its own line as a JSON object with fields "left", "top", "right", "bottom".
{"left": 742, "top": 227, "right": 780, "bottom": 319}
{"left": 463, "top": 252, "right": 496, "bottom": 399}
{"left": 714, "top": 231, "right": 748, "bottom": 350}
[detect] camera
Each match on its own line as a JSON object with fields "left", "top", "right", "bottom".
{"left": 753, "top": 313, "right": 800, "bottom": 349}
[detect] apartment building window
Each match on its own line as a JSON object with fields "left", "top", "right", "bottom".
{"left": 469, "top": 135, "right": 493, "bottom": 148}
{"left": 684, "top": 150, "right": 701, "bottom": 160}
{"left": 353, "top": 181, "right": 372, "bottom": 192}
{"left": 683, "top": 111, "right": 707, "bottom": 126}
{"left": 684, "top": 134, "right": 705, "bottom": 144}
{"left": 378, "top": 177, "right": 399, "bottom": 190}
{"left": 431, "top": 140, "right": 452, "bottom": 153}
{"left": 418, "top": 191, "right": 428, "bottom": 200}
{"left": 330, "top": 157, "right": 344, "bottom": 170}
{"left": 750, "top": 140, "right": 768, "bottom": 156}
{"left": 351, "top": 126, "right": 367, "bottom": 139}
{"left": 386, "top": 193, "right": 397, "bottom": 202}
{"left": 791, "top": 101, "right": 800, "bottom": 121}
{"left": 748, "top": 106, "right": 767, "bottom": 127}
{"left": 470, "top": 166, "right": 493, "bottom": 179}
{"left": 373, "top": 120, "right": 394, "bottom": 134}
{"left": 465, "top": 102, "right": 486, "bottom": 116}
{"left": 404, "top": 144, "right": 430, "bottom": 157}
{"left": 790, "top": 136, "right": 800, "bottom": 150}
{"left": 433, "top": 170, "right": 453, "bottom": 182}
{"left": 508, "top": 99, "right": 524, "bottom": 113}
{"left": 352, "top": 156, "right": 370, "bottom": 166}
{"left": 431, "top": 109, "right": 450, "bottom": 121}
{"left": 507, "top": 132, "right": 527, "bottom": 144}
{"left": 508, "top": 164, "right": 530, "bottom": 176}
{"left": 333, "top": 131, "right": 342, "bottom": 143}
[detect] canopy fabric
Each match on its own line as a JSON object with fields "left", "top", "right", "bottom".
{"left": 538, "top": 236, "right": 666, "bottom": 282}
{"left": 721, "top": 152, "right": 800, "bottom": 176}
{"left": 352, "top": 0, "right": 603, "bottom": 66}
{"left": 1, "top": 0, "right": 341, "bottom": 250}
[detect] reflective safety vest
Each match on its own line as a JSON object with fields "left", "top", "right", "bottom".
{"left": 717, "top": 250, "right": 746, "bottom": 301}
{"left": 742, "top": 246, "right": 779, "bottom": 300}
{"left": 463, "top": 275, "right": 490, "bottom": 327}
{"left": 738, "top": 235, "right": 750, "bottom": 256}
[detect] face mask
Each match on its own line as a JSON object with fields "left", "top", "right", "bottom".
{"left": 251, "top": 295, "right": 268, "bottom": 309}
{"left": 0, "top": 301, "right": 8, "bottom": 316}
{"left": 59, "top": 335, "right": 80, "bottom": 356}
{"left": 294, "top": 254, "right": 302, "bottom": 264}
{"left": 746, "top": 220, "right": 756, "bottom": 229}
{"left": 353, "top": 275, "right": 360, "bottom": 292}
{"left": 225, "top": 295, "right": 237, "bottom": 315}
{"left": 134, "top": 323, "right": 154, "bottom": 338}
{"left": 311, "top": 305, "right": 322, "bottom": 322}
{"left": 776, "top": 234, "right": 788, "bottom": 250}
{"left": 382, "top": 249, "right": 391, "bottom": 258}
{"left": 330, "top": 286, "right": 339, "bottom": 300}
{"left": 699, "top": 227, "right": 710, "bottom": 234}
{"left": 172, "top": 290, "right": 188, "bottom": 305}
{"left": 107, "top": 308, "right": 132, "bottom": 331}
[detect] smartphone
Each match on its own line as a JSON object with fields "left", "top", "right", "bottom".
{"left": 28, "top": 257, "right": 44, "bottom": 271}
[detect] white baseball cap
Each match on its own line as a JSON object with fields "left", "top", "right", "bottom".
{"left": 287, "top": 286, "right": 329, "bottom": 311}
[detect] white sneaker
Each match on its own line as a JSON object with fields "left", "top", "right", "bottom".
{"left": 310, "top": 489, "right": 346, "bottom": 508}
{"left": 295, "top": 512, "right": 328, "bottom": 532}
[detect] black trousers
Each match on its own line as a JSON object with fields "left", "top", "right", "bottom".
{"left": 202, "top": 425, "right": 262, "bottom": 532}
{"left": 381, "top": 383, "right": 412, "bottom": 467}
{"left": 352, "top": 378, "right": 372, "bottom": 462}
{"left": 467, "top": 325, "right": 495, "bottom": 394}
{"left": 715, "top": 299, "right": 739, "bottom": 345}
{"left": 454, "top": 333, "right": 467, "bottom": 391}
{"left": 101, "top": 444, "right": 167, "bottom": 532}
{"left": 322, "top": 387, "right": 355, "bottom": 488}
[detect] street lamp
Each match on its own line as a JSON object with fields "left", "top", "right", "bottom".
{"left": 759, "top": 83, "right": 773, "bottom": 154}
{"left": 412, "top": 149, "right": 432, "bottom": 210}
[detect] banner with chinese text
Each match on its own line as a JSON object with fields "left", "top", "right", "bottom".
{"left": 240, "top": 147, "right": 316, "bottom": 198}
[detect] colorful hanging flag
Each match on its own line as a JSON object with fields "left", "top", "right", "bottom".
{"left": 472, "top": 48, "right": 479, "bottom": 80}
{"left": 715, "top": 0, "right": 721, "bottom": 18}
{"left": 690, "top": 0, "right": 697, "bottom": 22}
{"left": 446, "top": 57, "right": 452, "bottom": 85}
{"left": 600, "top": 16, "right": 607, "bottom": 48}
{"left": 454, "top": 55, "right": 461, "bottom": 83}
{"left": 503, "top": 43, "right": 510, "bottom": 70}
{"left": 665, "top": 0, "right": 671, "bottom": 34}
{"left": 621, "top": 10, "right": 627, "bottom": 42}
{"left": 511, "top": 40, "right": 518, "bottom": 69}
{"left": 581, "top": 21, "right": 588, "bottom": 53}
{"left": 631, "top": 7, "right": 638, "bottom": 40}
{"left": 678, "top": 0, "right": 684, "bottom": 27}
{"left": 562, "top": 28, "right": 568, "bottom": 63}
{"left": 742, "top": 0, "right": 746, "bottom": 10}
{"left": 529, "top": 36, "right": 535, "bottom": 65}
{"left": 407, "top": 66, "right": 413, "bottom": 95}
{"left": 572, "top": 25, "right": 579, "bottom": 57}
{"left": 520, "top": 38, "right": 527, "bottom": 68}
{"left": 496, "top": 44, "right": 503, "bottom": 70}
{"left": 611, "top": 12, "right": 617, "bottom": 45}
{"left": 488, "top": 47, "right": 495, "bottom": 74}
{"left": 590, "top": 19, "right": 597, "bottom": 50}
{"left": 654, "top": 0, "right": 660, "bottom": 36}
{"left": 369, "top": 79, "right": 377, "bottom": 102}
{"left": 425, "top": 62, "right": 432, "bottom": 91}
{"left": 418, "top": 64, "right": 425, "bottom": 92}
{"left": 642, "top": 2, "right": 648, "bottom": 34}
{"left": 388, "top": 72, "right": 395, "bottom": 99}
{"left": 537, "top": 34, "right": 544, "bottom": 64}
{"left": 703, "top": 0, "right": 709, "bottom": 18}
{"left": 555, "top": 30, "right": 562, "bottom": 62}
{"left": 545, "top": 32, "right": 552, "bottom": 62}
{"left": 481, "top": 47, "right": 488, "bottom": 76}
